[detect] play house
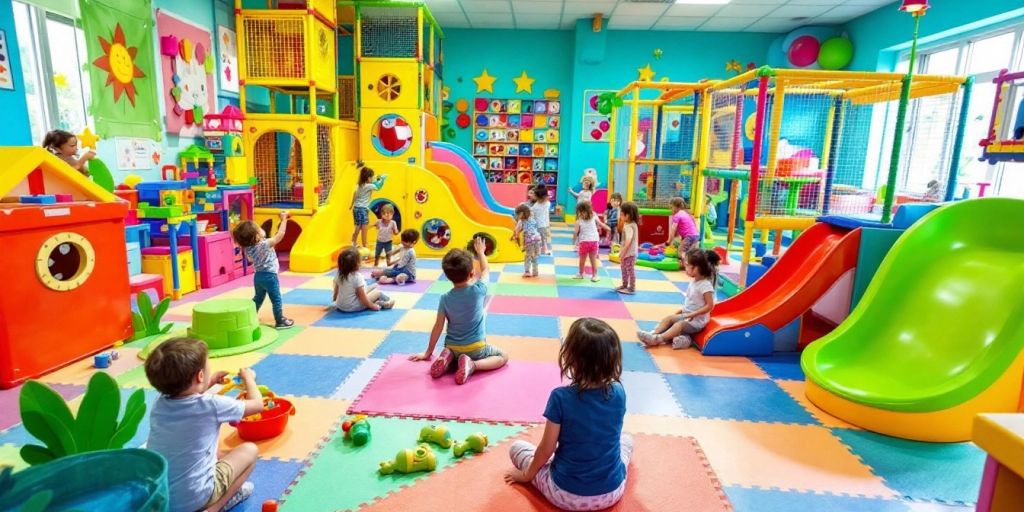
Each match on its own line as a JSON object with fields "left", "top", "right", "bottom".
{"left": 0, "top": 148, "right": 131, "bottom": 389}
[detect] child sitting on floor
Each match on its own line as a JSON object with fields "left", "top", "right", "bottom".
{"left": 638, "top": 248, "right": 720, "bottom": 349}
{"left": 334, "top": 247, "right": 395, "bottom": 312}
{"left": 504, "top": 318, "right": 632, "bottom": 511}
{"left": 371, "top": 229, "right": 419, "bottom": 285}
{"left": 146, "top": 337, "right": 262, "bottom": 512}
{"left": 410, "top": 237, "right": 508, "bottom": 385}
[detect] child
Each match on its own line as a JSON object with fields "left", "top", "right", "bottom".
{"left": 373, "top": 203, "right": 400, "bottom": 267}
{"left": 512, "top": 203, "right": 543, "bottom": 278}
{"left": 371, "top": 229, "right": 419, "bottom": 285}
{"left": 43, "top": 129, "right": 95, "bottom": 176}
{"left": 530, "top": 184, "right": 553, "bottom": 256}
{"left": 504, "top": 318, "right": 632, "bottom": 511}
{"left": 638, "top": 249, "right": 720, "bottom": 349}
{"left": 615, "top": 202, "right": 640, "bottom": 295}
{"left": 410, "top": 237, "right": 507, "bottom": 385}
{"left": 705, "top": 195, "right": 718, "bottom": 233}
{"left": 350, "top": 162, "right": 386, "bottom": 249}
{"left": 924, "top": 179, "right": 942, "bottom": 202}
{"left": 145, "top": 337, "right": 261, "bottom": 512}
{"left": 605, "top": 192, "right": 622, "bottom": 245}
{"left": 232, "top": 211, "right": 294, "bottom": 328}
{"left": 666, "top": 197, "right": 699, "bottom": 254}
{"left": 334, "top": 247, "right": 395, "bottom": 311}
{"left": 573, "top": 201, "right": 610, "bottom": 282}
{"left": 570, "top": 174, "right": 597, "bottom": 204}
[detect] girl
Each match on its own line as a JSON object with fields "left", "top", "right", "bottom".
{"left": 43, "top": 130, "right": 95, "bottom": 176}
{"left": 350, "top": 162, "right": 386, "bottom": 249}
{"left": 512, "top": 203, "right": 543, "bottom": 278}
{"left": 529, "top": 184, "right": 553, "bottom": 255}
{"left": 615, "top": 202, "right": 639, "bottom": 295}
{"left": 570, "top": 174, "right": 597, "bottom": 204}
{"left": 637, "top": 249, "right": 720, "bottom": 349}
{"left": 333, "top": 247, "right": 395, "bottom": 312}
{"left": 572, "top": 201, "right": 609, "bottom": 282}
{"left": 604, "top": 192, "right": 622, "bottom": 245}
{"left": 504, "top": 318, "right": 632, "bottom": 511}
{"left": 666, "top": 197, "right": 699, "bottom": 256}
{"left": 373, "top": 203, "right": 400, "bottom": 267}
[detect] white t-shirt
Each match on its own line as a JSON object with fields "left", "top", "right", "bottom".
{"left": 147, "top": 394, "right": 245, "bottom": 512}
{"left": 531, "top": 200, "right": 551, "bottom": 228}
{"left": 576, "top": 217, "right": 600, "bottom": 243}
{"left": 335, "top": 272, "right": 369, "bottom": 312}
{"left": 576, "top": 189, "right": 593, "bottom": 203}
{"left": 620, "top": 223, "right": 639, "bottom": 258}
{"left": 683, "top": 278, "right": 716, "bottom": 329}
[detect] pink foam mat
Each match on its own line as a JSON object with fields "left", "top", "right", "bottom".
{"left": 487, "top": 296, "right": 632, "bottom": 319}
{"left": 349, "top": 355, "right": 564, "bottom": 424}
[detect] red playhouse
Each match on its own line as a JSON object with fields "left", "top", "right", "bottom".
{"left": 0, "top": 148, "right": 132, "bottom": 388}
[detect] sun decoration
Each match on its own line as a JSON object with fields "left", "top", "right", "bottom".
{"left": 92, "top": 24, "right": 145, "bottom": 106}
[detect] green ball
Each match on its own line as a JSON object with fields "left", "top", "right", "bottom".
{"left": 818, "top": 37, "right": 853, "bottom": 70}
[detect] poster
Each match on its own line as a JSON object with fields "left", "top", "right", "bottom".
{"left": 217, "top": 26, "right": 238, "bottom": 94}
{"left": 582, "top": 89, "right": 614, "bottom": 142}
{"left": 114, "top": 137, "right": 154, "bottom": 170}
{"left": 156, "top": 10, "right": 216, "bottom": 137}
{"left": 0, "top": 30, "right": 13, "bottom": 91}
{"left": 79, "top": 0, "right": 161, "bottom": 139}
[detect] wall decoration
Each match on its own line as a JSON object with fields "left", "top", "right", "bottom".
{"left": 114, "top": 137, "right": 154, "bottom": 170}
{"left": 582, "top": 89, "right": 615, "bottom": 143}
{"left": 473, "top": 69, "right": 496, "bottom": 93}
{"left": 371, "top": 114, "right": 413, "bottom": 156}
{"left": 156, "top": 10, "right": 216, "bottom": 137}
{"left": 80, "top": 0, "right": 161, "bottom": 140}
{"left": 512, "top": 71, "right": 535, "bottom": 94}
{"left": 217, "top": 26, "right": 238, "bottom": 94}
{"left": 726, "top": 59, "right": 742, "bottom": 74}
{"left": 422, "top": 218, "right": 452, "bottom": 250}
{"left": 77, "top": 127, "right": 100, "bottom": 150}
{"left": 637, "top": 63, "right": 656, "bottom": 82}
{"left": 0, "top": 30, "right": 12, "bottom": 91}
{"left": 653, "top": 48, "right": 663, "bottom": 60}
{"left": 473, "top": 96, "right": 560, "bottom": 186}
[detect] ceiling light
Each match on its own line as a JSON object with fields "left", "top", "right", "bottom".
{"left": 675, "top": 0, "right": 731, "bottom": 5}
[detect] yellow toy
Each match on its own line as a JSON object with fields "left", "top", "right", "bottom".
{"left": 417, "top": 425, "right": 452, "bottom": 449}
{"left": 123, "top": 174, "right": 143, "bottom": 189}
{"left": 452, "top": 433, "right": 488, "bottom": 458}
{"left": 379, "top": 444, "right": 437, "bottom": 475}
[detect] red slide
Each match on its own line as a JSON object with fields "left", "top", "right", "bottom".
{"left": 696, "top": 222, "right": 861, "bottom": 356}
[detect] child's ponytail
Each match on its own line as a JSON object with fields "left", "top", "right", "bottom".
{"left": 685, "top": 248, "right": 720, "bottom": 286}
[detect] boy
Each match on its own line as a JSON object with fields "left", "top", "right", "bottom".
{"left": 371, "top": 228, "right": 420, "bottom": 285}
{"left": 373, "top": 204, "right": 400, "bottom": 267}
{"left": 410, "top": 237, "right": 508, "bottom": 384}
{"left": 232, "top": 211, "right": 294, "bottom": 328}
{"left": 605, "top": 192, "right": 622, "bottom": 245}
{"left": 145, "top": 337, "right": 263, "bottom": 512}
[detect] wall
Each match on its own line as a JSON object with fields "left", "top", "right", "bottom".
{"left": 0, "top": 0, "right": 32, "bottom": 145}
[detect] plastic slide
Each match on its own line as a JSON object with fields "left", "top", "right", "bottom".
{"left": 695, "top": 222, "right": 861, "bottom": 356}
{"left": 289, "top": 164, "right": 359, "bottom": 272}
{"left": 427, "top": 141, "right": 516, "bottom": 216}
{"left": 802, "top": 198, "right": 1024, "bottom": 442}
{"left": 425, "top": 158, "right": 518, "bottom": 231}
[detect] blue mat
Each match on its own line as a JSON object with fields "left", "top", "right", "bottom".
{"left": 251, "top": 354, "right": 362, "bottom": 397}
{"left": 314, "top": 308, "right": 406, "bottom": 330}
{"left": 486, "top": 313, "right": 561, "bottom": 338}
{"left": 620, "top": 371, "right": 683, "bottom": 416}
{"left": 555, "top": 285, "right": 618, "bottom": 300}
{"left": 617, "top": 290, "right": 682, "bottom": 304}
{"left": 282, "top": 289, "right": 333, "bottom": 306}
{"left": 663, "top": 374, "right": 818, "bottom": 424}
{"left": 370, "top": 331, "right": 437, "bottom": 359}
{"left": 620, "top": 341, "right": 660, "bottom": 373}
{"left": 236, "top": 459, "right": 305, "bottom": 512}
{"left": 725, "top": 486, "right": 912, "bottom": 512}
{"left": 412, "top": 293, "right": 442, "bottom": 310}
{"left": 750, "top": 352, "right": 805, "bottom": 380}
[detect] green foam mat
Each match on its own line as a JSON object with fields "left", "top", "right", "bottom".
{"left": 280, "top": 417, "right": 524, "bottom": 512}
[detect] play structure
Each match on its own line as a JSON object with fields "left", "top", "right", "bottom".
{"left": 236, "top": 1, "right": 518, "bottom": 272}
{"left": 973, "top": 414, "right": 1024, "bottom": 512}
{"left": 979, "top": 68, "right": 1024, "bottom": 163}
{"left": 801, "top": 198, "right": 1024, "bottom": 442}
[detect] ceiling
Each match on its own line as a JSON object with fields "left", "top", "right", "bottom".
{"left": 422, "top": 0, "right": 896, "bottom": 33}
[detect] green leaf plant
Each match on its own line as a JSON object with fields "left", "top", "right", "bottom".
{"left": 131, "top": 292, "right": 173, "bottom": 341}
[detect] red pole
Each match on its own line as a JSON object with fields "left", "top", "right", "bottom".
{"left": 746, "top": 76, "right": 770, "bottom": 222}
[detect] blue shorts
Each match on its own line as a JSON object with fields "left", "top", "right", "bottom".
{"left": 375, "top": 240, "right": 392, "bottom": 260}
{"left": 383, "top": 266, "right": 415, "bottom": 282}
{"left": 353, "top": 206, "right": 369, "bottom": 226}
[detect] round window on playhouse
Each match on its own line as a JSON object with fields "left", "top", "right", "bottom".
{"left": 36, "top": 232, "right": 96, "bottom": 292}
{"left": 371, "top": 114, "right": 414, "bottom": 157}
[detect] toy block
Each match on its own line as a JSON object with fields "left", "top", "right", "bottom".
{"left": 20, "top": 195, "right": 56, "bottom": 204}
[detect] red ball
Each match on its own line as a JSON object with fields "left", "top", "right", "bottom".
{"left": 591, "top": 129, "right": 603, "bottom": 140}
{"left": 456, "top": 113, "right": 471, "bottom": 128}
{"left": 788, "top": 35, "right": 820, "bottom": 68}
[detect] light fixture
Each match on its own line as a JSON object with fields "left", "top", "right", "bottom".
{"left": 898, "top": 0, "right": 930, "bottom": 15}
{"left": 675, "top": 0, "right": 731, "bottom": 5}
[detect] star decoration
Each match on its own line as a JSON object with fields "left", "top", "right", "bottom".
{"left": 77, "top": 127, "right": 100, "bottom": 150}
{"left": 473, "top": 69, "right": 497, "bottom": 93}
{"left": 53, "top": 74, "right": 68, "bottom": 88}
{"left": 637, "top": 63, "right": 656, "bottom": 82}
{"left": 726, "top": 60, "right": 742, "bottom": 74}
{"left": 512, "top": 71, "right": 535, "bottom": 94}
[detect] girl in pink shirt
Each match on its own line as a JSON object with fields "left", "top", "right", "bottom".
{"left": 667, "top": 197, "right": 699, "bottom": 254}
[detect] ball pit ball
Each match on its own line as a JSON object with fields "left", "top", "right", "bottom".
{"left": 591, "top": 129, "right": 603, "bottom": 140}
{"left": 818, "top": 37, "right": 854, "bottom": 70}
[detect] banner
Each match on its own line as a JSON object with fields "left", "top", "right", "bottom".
{"left": 217, "top": 26, "right": 239, "bottom": 94}
{"left": 156, "top": 10, "right": 216, "bottom": 137}
{"left": 79, "top": 0, "right": 161, "bottom": 140}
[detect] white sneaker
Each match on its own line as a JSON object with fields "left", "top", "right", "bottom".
{"left": 672, "top": 335, "right": 692, "bottom": 350}
{"left": 222, "top": 481, "right": 254, "bottom": 511}
{"left": 637, "top": 331, "right": 662, "bottom": 347}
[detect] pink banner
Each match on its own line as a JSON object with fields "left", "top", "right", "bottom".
{"left": 155, "top": 10, "right": 215, "bottom": 137}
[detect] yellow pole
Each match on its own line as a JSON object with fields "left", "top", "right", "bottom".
{"left": 693, "top": 90, "right": 713, "bottom": 219}
{"left": 821, "top": 101, "right": 836, "bottom": 171}
{"left": 626, "top": 84, "right": 640, "bottom": 202}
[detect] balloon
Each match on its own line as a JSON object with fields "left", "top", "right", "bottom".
{"left": 818, "top": 37, "right": 854, "bottom": 70}
{"left": 589, "top": 94, "right": 599, "bottom": 111}
{"left": 599, "top": 120, "right": 610, "bottom": 132}
{"left": 591, "top": 129, "right": 603, "bottom": 140}
{"left": 766, "top": 36, "right": 787, "bottom": 68}
{"left": 783, "top": 27, "right": 840, "bottom": 54}
{"left": 788, "top": 35, "right": 820, "bottom": 68}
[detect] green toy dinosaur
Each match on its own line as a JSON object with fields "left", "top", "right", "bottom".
{"left": 452, "top": 432, "right": 488, "bottom": 458}
{"left": 379, "top": 444, "right": 437, "bottom": 475}
{"left": 417, "top": 425, "right": 452, "bottom": 449}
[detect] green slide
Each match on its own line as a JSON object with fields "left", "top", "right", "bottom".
{"left": 802, "top": 198, "right": 1024, "bottom": 413}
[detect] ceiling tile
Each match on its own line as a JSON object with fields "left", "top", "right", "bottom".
{"left": 467, "top": 12, "right": 511, "bottom": 26}
{"left": 765, "top": 4, "right": 833, "bottom": 17}
{"left": 785, "top": 0, "right": 847, "bottom": 5}
{"left": 560, "top": 17, "right": 579, "bottom": 29}
{"left": 563, "top": 1, "right": 617, "bottom": 15}
{"left": 607, "top": 15, "right": 655, "bottom": 29}
{"left": 612, "top": 3, "right": 671, "bottom": 17}
{"left": 652, "top": 16, "right": 707, "bottom": 30}
{"left": 461, "top": 0, "right": 512, "bottom": 14}
{"left": 744, "top": 18, "right": 802, "bottom": 32}
{"left": 514, "top": 13, "right": 562, "bottom": 28}
{"left": 729, "top": 0, "right": 787, "bottom": 4}
{"left": 821, "top": 4, "right": 885, "bottom": 18}
{"left": 716, "top": 4, "right": 779, "bottom": 17}
{"left": 664, "top": 4, "right": 725, "bottom": 17}
{"left": 511, "top": 1, "right": 564, "bottom": 14}
{"left": 697, "top": 17, "right": 758, "bottom": 31}
{"left": 422, "top": 0, "right": 464, "bottom": 12}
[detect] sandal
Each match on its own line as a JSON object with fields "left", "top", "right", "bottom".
{"left": 572, "top": 274, "right": 584, "bottom": 280}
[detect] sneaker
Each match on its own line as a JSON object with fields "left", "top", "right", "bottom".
{"left": 222, "top": 481, "right": 254, "bottom": 511}
{"left": 672, "top": 335, "right": 693, "bottom": 350}
{"left": 636, "top": 331, "right": 662, "bottom": 347}
{"left": 455, "top": 354, "right": 475, "bottom": 385}
{"left": 590, "top": 276, "right": 600, "bottom": 282}
{"left": 379, "top": 299, "right": 396, "bottom": 310}
{"left": 430, "top": 348, "right": 454, "bottom": 378}
{"left": 572, "top": 274, "right": 584, "bottom": 280}
{"left": 274, "top": 318, "right": 295, "bottom": 329}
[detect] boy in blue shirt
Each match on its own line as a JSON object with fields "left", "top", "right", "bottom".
{"left": 410, "top": 237, "right": 507, "bottom": 384}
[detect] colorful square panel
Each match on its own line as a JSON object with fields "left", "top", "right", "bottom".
{"left": 313, "top": 308, "right": 406, "bottom": 330}
{"left": 275, "top": 326, "right": 386, "bottom": 358}
{"left": 750, "top": 352, "right": 805, "bottom": 381}
{"left": 620, "top": 341, "right": 660, "bottom": 372}
{"left": 234, "top": 459, "right": 306, "bottom": 512}
{"left": 724, "top": 487, "right": 910, "bottom": 512}
{"left": 281, "top": 288, "right": 334, "bottom": 306}
{"left": 664, "top": 374, "right": 817, "bottom": 424}
{"left": 488, "top": 296, "right": 631, "bottom": 319}
{"left": 487, "top": 335, "right": 560, "bottom": 362}
{"left": 650, "top": 346, "right": 769, "bottom": 379}
{"left": 620, "top": 371, "right": 684, "bottom": 416}
{"left": 369, "top": 330, "right": 435, "bottom": 359}
{"left": 487, "top": 313, "right": 561, "bottom": 338}
{"left": 218, "top": 396, "right": 350, "bottom": 462}
{"left": 251, "top": 354, "right": 362, "bottom": 398}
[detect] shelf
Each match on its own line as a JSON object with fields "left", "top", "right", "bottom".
{"left": 474, "top": 96, "right": 561, "bottom": 183}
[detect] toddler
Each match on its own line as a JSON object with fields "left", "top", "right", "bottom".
{"left": 373, "top": 203, "right": 400, "bottom": 267}
{"left": 605, "top": 193, "right": 622, "bottom": 245}
{"left": 371, "top": 229, "right": 419, "bottom": 285}
{"left": 146, "top": 337, "right": 262, "bottom": 512}
{"left": 504, "top": 318, "right": 632, "bottom": 511}
{"left": 512, "top": 203, "right": 543, "bottom": 278}
{"left": 350, "top": 162, "right": 386, "bottom": 249}
{"left": 573, "top": 201, "right": 610, "bottom": 282}
{"left": 571, "top": 174, "right": 597, "bottom": 204}
{"left": 232, "top": 211, "right": 294, "bottom": 328}
{"left": 334, "top": 247, "right": 395, "bottom": 312}
{"left": 615, "top": 202, "right": 639, "bottom": 295}
{"left": 43, "top": 129, "right": 95, "bottom": 175}
{"left": 924, "top": 179, "right": 942, "bottom": 202}
{"left": 410, "top": 237, "right": 508, "bottom": 385}
{"left": 666, "top": 197, "right": 699, "bottom": 255}
{"left": 638, "top": 249, "right": 720, "bottom": 349}
{"left": 530, "top": 184, "right": 553, "bottom": 255}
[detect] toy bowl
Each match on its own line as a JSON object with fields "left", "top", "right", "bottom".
{"left": 235, "top": 398, "right": 295, "bottom": 442}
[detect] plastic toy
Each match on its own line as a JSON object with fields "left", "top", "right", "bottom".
{"left": 379, "top": 444, "right": 437, "bottom": 475}
{"left": 974, "top": 414, "right": 1024, "bottom": 512}
{"left": 452, "top": 433, "right": 488, "bottom": 458}
{"left": 139, "top": 299, "right": 279, "bottom": 359}
{"left": 217, "top": 373, "right": 296, "bottom": 442}
{"left": 417, "top": 425, "right": 453, "bottom": 448}
{"left": 130, "top": 292, "right": 173, "bottom": 341}
{"left": 342, "top": 415, "right": 372, "bottom": 446}
{"left": 261, "top": 500, "right": 279, "bottom": 512}
{"left": 93, "top": 353, "right": 111, "bottom": 369}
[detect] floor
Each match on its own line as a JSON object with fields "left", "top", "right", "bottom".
{"left": 0, "top": 225, "right": 985, "bottom": 511}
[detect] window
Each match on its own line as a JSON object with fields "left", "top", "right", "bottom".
{"left": 12, "top": 1, "right": 92, "bottom": 145}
